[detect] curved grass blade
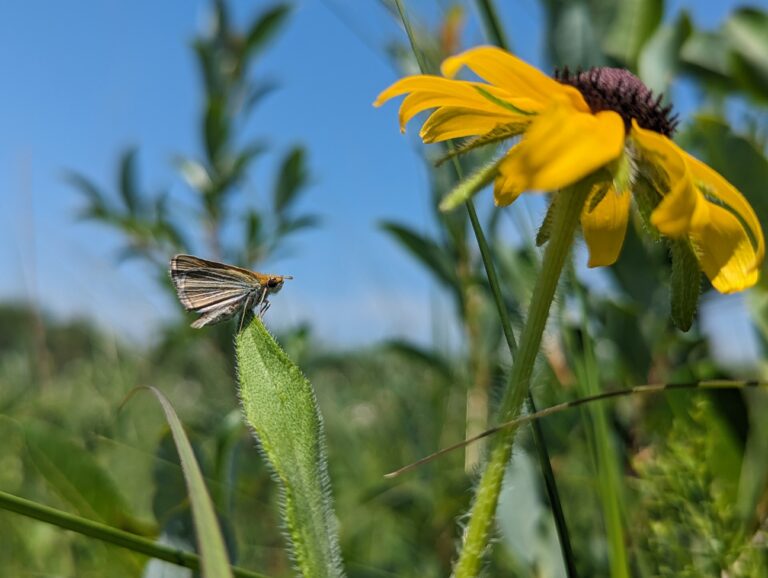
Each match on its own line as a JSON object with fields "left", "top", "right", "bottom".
{"left": 236, "top": 316, "right": 344, "bottom": 578}
{"left": 136, "top": 386, "right": 234, "bottom": 578}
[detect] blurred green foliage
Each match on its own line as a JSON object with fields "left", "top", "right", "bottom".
{"left": 2, "top": 0, "right": 768, "bottom": 576}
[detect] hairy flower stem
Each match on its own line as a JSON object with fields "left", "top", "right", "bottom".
{"left": 453, "top": 184, "right": 589, "bottom": 578}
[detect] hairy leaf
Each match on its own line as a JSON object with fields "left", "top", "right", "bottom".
{"left": 236, "top": 318, "right": 344, "bottom": 578}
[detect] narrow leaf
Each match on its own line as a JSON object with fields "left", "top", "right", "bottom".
{"left": 274, "top": 146, "right": 310, "bottom": 213}
{"left": 139, "top": 387, "right": 234, "bottom": 578}
{"left": 434, "top": 123, "right": 527, "bottom": 166}
{"left": 119, "top": 148, "right": 140, "bottom": 214}
{"left": 380, "top": 222, "right": 457, "bottom": 288}
{"left": 603, "top": 0, "right": 663, "bottom": 66}
{"left": 638, "top": 11, "right": 692, "bottom": 94}
{"left": 724, "top": 8, "right": 768, "bottom": 100}
{"left": 536, "top": 197, "right": 558, "bottom": 247}
{"left": 438, "top": 156, "right": 503, "bottom": 212}
{"left": 244, "top": 5, "right": 292, "bottom": 59}
{"left": 236, "top": 317, "right": 345, "bottom": 578}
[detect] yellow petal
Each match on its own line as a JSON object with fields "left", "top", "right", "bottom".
{"left": 581, "top": 186, "right": 631, "bottom": 267}
{"left": 374, "top": 75, "right": 530, "bottom": 131}
{"left": 683, "top": 151, "right": 764, "bottom": 272}
{"left": 493, "top": 144, "right": 525, "bottom": 206}
{"left": 440, "top": 46, "right": 590, "bottom": 113}
{"left": 495, "top": 103, "right": 624, "bottom": 200}
{"left": 420, "top": 107, "right": 528, "bottom": 143}
{"left": 631, "top": 122, "right": 709, "bottom": 236}
{"left": 690, "top": 202, "right": 760, "bottom": 293}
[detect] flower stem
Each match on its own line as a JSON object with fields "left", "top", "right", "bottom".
{"left": 453, "top": 184, "right": 589, "bottom": 578}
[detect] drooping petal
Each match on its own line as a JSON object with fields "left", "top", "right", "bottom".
{"left": 420, "top": 107, "right": 529, "bottom": 143}
{"left": 374, "top": 75, "right": 533, "bottom": 131}
{"left": 440, "top": 46, "right": 590, "bottom": 113}
{"left": 494, "top": 101, "right": 624, "bottom": 203}
{"left": 689, "top": 202, "right": 760, "bottom": 293}
{"left": 631, "top": 122, "right": 709, "bottom": 236}
{"left": 581, "top": 186, "right": 631, "bottom": 267}
{"left": 493, "top": 144, "right": 526, "bottom": 206}
{"left": 683, "top": 151, "right": 765, "bottom": 272}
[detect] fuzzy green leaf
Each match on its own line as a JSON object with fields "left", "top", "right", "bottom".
{"left": 236, "top": 318, "right": 344, "bottom": 578}
{"left": 438, "top": 157, "right": 503, "bottom": 212}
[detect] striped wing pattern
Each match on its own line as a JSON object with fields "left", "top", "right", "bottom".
{"left": 170, "top": 255, "right": 263, "bottom": 327}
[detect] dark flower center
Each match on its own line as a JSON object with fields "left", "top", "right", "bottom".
{"left": 555, "top": 67, "right": 678, "bottom": 137}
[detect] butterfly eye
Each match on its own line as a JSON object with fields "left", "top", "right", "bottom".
{"left": 267, "top": 278, "right": 281, "bottom": 289}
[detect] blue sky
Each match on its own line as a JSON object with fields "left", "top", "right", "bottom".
{"left": 0, "top": 0, "right": 757, "bottom": 347}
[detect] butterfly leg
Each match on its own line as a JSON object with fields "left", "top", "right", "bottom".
{"left": 255, "top": 288, "right": 271, "bottom": 319}
{"left": 238, "top": 292, "right": 256, "bottom": 333}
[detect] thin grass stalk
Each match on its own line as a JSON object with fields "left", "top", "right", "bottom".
{"left": 0, "top": 490, "right": 267, "bottom": 578}
{"left": 474, "top": 0, "right": 511, "bottom": 51}
{"left": 567, "top": 272, "right": 630, "bottom": 577}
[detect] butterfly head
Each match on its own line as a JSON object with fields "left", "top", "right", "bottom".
{"left": 265, "top": 275, "right": 292, "bottom": 295}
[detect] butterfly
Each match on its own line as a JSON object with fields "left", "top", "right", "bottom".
{"left": 170, "top": 254, "right": 291, "bottom": 330}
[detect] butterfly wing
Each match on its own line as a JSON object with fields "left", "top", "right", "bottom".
{"left": 170, "top": 254, "right": 261, "bottom": 319}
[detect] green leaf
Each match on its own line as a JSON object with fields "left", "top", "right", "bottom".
{"left": 603, "top": 0, "right": 663, "bottom": 66}
{"left": 236, "top": 317, "right": 345, "bottom": 578}
{"left": 384, "top": 339, "right": 452, "bottom": 380}
{"left": 23, "top": 422, "right": 145, "bottom": 573}
{"left": 65, "top": 171, "right": 112, "bottom": 221}
{"left": 380, "top": 222, "right": 458, "bottom": 289}
{"left": 274, "top": 146, "right": 310, "bottom": 213}
{"left": 243, "top": 5, "right": 292, "bottom": 60}
{"left": 669, "top": 239, "right": 701, "bottom": 331}
{"left": 680, "top": 30, "right": 737, "bottom": 88}
{"left": 543, "top": 0, "right": 608, "bottom": 68}
{"left": 139, "top": 386, "right": 234, "bottom": 578}
{"left": 638, "top": 11, "right": 692, "bottom": 94}
{"left": 24, "top": 422, "right": 138, "bottom": 530}
{"left": 119, "top": 148, "right": 140, "bottom": 214}
{"left": 438, "top": 157, "right": 503, "bottom": 212}
{"left": 204, "top": 97, "right": 229, "bottom": 165}
{"left": 277, "top": 214, "right": 321, "bottom": 237}
{"left": 724, "top": 7, "right": 768, "bottom": 101}
{"left": 434, "top": 123, "right": 527, "bottom": 167}
{"left": 535, "top": 196, "right": 558, "bottom": 247}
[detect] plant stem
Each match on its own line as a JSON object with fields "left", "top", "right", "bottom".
{"left": 0, "top": 490, "right": 267, "bottom": 578}
{"left": 453, "top": 184, "right": 589, "bottom": 578}
{"left": 392, "top": 1, "right": 577, "bottom": 572}
{"left": 474, "top": 0, "right": 511, "bottom": 51}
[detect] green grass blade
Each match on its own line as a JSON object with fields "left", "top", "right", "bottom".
{"left": 0, "top": 489, "right": 267, "bottom": 578}
{"left": 140, "top": 386, "right": 234, "bottom": 578}
{"left": 236, "top": 316, "right": 344, "bottom": 578}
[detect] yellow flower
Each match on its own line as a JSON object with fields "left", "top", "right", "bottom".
{"left": 375, "top": 46, "right": 764, "bottom": 294}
